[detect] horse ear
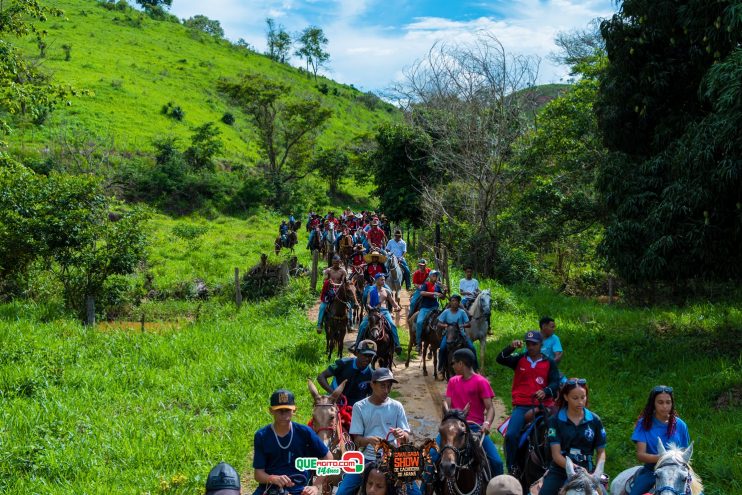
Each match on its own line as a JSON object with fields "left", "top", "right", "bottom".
{"left": 307, "top": 379, "right": 321, "bottom": 401}
{"left": 442, "top": 401, "right": 449, "bottom": 415}
{"left": 565, "top": 457, "right": 576, "bottom": 477}
{"left": 330, "top": 380, "right": 347, "bottom": 402}
{"left": 592, "top": 459, "right": 604, "bottom": 479}
{"left": 682, "top": 442, "right": 693, "bottom": 464}
{"left": 657, "top": 437, "right": 667, "bottom": 456}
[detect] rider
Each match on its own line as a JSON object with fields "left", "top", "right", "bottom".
{"left": 363, "top": 251, "right": 388, "bottom": 301}
{"left": 205, "top": 462, "right": 242, "bottom": 495}
{"left": 317, "top": 339, "right": 376, "bottom": 407}
{"left": 366, "top": 219, "right": 387, "bottom": 250}
{"left": 539, "top": 317, "right": 563, "bottom": 365}
{"left": 436, "top": 294, "right": 479, "bottom": 371}
{"left": 252, "top": 389, "right": 332, "bottom": 495}
{"left": 359, "top": 461, "right": 398, "bottom": 495}
{"left": 496, "top": 331, "right": 560, "bottom": 475}
{"left": 307, "top": 214, "right": 322, "bottom": 250}
{"left": 354, "top": 228, "right": 370, "bottom": 252}
{"left": 335, "top": 368, "right": 420, "bottom": 495}
{"left": 539, "top": 379, "right": 606, "bottom": 495}
{"left": 459, "top": 266, "right": 479, "bottom": 311}
{"left": 627, "top": 385, "right": 691, "bottom": 495}
{"left": 442, "top": 348, "right": 505, "bottom": 476}
{"left": 355, "top": 274, "right": 403, "bottom": 356}
{"left": 385, "top": 229, "right": 411, "bottom": 290}
{"left": 415, "top": 270, "right": 445, "bottom": 354}
{"left": 316, "top": 256, "right": 349, "bottom": 334}
{"left": 350, "top": 244, "right": 366, "bottom": 270}
{"left": 408, "top": 259, "right": 431, "bottom": 318}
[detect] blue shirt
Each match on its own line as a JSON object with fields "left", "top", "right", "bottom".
{"left": 420, "top": 282, "right": 443, "bottom": 309}
{"left": 631, "top": 416, "right": 690, "bottom": 455}
{"left": 541, "top": 334, "right": 563, "bottom": 360}
{"left": 547, "top": 408, "right": 606, "bottom": 472}
{"left": 437, "top": 308, "right": 469, "bottom": 326}
{"left": 253, "top": 422, "right": 329, "bottom": 494}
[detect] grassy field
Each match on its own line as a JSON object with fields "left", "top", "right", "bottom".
{"left": 7, "top": 0, "right": 397, "bottom": 161}
{"left": 473, "top": 281, "right": 742, "bottom": 495}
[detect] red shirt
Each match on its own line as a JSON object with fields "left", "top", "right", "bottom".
{"left": 352, "top": 253, "right": 365, "bottom": 266}
{"left": 413, "top": 268, "right": 430, "bottom": 286}
{"left": 367, "top": 227, "right": 385, "bottom": 247}
{"left": 367, "top": 263, "right": 385, "bottom": 279}
{"left": 511, "top": 355, "right": 555, "bottom": 407}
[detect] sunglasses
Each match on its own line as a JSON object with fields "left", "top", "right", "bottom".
{"left": 565, "top": 378, "right": 587, "bottom": 386}
{"left": 652, "top": 385, "right": 673, "bottom": 394}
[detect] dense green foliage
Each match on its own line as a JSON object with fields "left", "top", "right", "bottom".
{"left": 596, "top": 0, "right": 742, "bottom": 284}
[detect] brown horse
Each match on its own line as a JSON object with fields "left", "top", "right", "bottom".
{"left": 338, "top": 234, "right": 354, "bottom": 268}
{"left": 443, "top": 324, "right": 468, "bottom": 381}
{"left": 274, "top": 231, "right": 298, "bottom": 255}
{"left": 349, "top": 270, "right": 366, "bottom": 328}
{"left": 308, "top": 379, "right": 352, "bottom": 495}
{"left": 367, "top": 308, "right": 393, "bottom": 368}
{"left": 406, "top": 309, "right": 443, "bottom": 378}
{"left": 436, "top": 404, "right": 490, "bottom": 495}
{"left": 324, "top": 279, "right": 357, "bottom": 360}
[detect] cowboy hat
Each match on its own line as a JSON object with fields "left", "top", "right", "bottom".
{"left": 364, "top": 250, "right": 387, "bottom": 263}
{"left": 353, "top": 244, "right": 365, "bottom": 252}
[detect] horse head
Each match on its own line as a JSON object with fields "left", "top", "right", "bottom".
{"left": 559, "top": 458, "right": 603, "bottom": 495}
{"left": 444, "top": 324, "right": 463, "bottom": 345}
{"left": 368, "top": 309, "right": 388, "bottom": 342}
{"left": 438, "top": 404, "right": 488, "bottom": 492}
{"left": 654, "top": 441, "right": 701, "bottom": 495}
{"left": 308, "top": 379, "right": 347, "bottom": 449}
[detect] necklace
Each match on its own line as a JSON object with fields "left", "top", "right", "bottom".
{"left": 271, "top": 423, "right": 294, "bottom": 450}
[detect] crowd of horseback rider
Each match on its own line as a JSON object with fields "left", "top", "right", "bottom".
{"left": 244, "top": 210, "right": 700, "bottom": 495}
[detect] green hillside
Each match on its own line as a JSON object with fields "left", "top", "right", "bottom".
{"left": 7, "top": 0, "right": 398, "bottom": 161}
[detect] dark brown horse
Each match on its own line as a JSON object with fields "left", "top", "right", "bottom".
{"left": 367, "top": 308, "right": 393, "bottom": 368}
{"left": 274, "top": 230, "right": 298, "bottom": 255}
{"left": 443, "top": 324, "right": 468, "bottom": 381}
{"left": 405, "top": 308, "right": 442, "bottom": 378}
{"left": 436, "top": 404, "right": 490, "bottom": 495}
{"left": 324, "top": 279, "right": 357, "bottom": 360}
{"left": 349, "top": 270, "right": 366, "bottom": 328}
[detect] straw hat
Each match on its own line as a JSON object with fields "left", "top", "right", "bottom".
{"left": 364, "top": 250, "right": 387, "bottom": 263}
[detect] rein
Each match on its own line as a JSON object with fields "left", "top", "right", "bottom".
{"left": 438, "top": 417, "right": 488, "bottom": 495}
{"left": 655, "top": 460, "right": 693, "bottom": 495}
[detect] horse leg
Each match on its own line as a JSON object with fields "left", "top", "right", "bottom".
{"left": 422, "top": 340, "right": 428, "bottom": 376}
{"left": 432, "top": 342, "right": 438, "bottom": 380}
{"left": 405, "top": 323, "right": 414, "bottom": 368}
{"left": 479, "top": 337, "right": 486, "bottom": 373}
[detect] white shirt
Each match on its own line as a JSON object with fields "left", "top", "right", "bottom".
{"left": 386, "top": 239, "right": 407, "bottom": 259}
{"left": 459, "top": 278, "right": 479, "bottom": 295}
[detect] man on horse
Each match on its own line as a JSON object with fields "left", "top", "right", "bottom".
{"left": 437, "top": 294, "right": 479, "bottom": 372}
{"left": 385, "top": 229, "right": 411, "bottom": 291}
{"left": 366, "top": 219, "right": 387, "bottom": 251}
{"left": 363, "top": 251, "right": 388, "bottom": 299}
{"left": 459, "top": 267, "right": 479, "bottom": 312}
{"left": 316, "top": 256, "right": 349, "bottom": 333}
{"left": 415, "top": 270, "right": 446, "bottom": 354}
{"left": 317, "top": 340, "right": 376, "bottom": 407}
{"left": 252, "top": 389, "right": 332, "bottom": 495}
{"left": 496, "top": 331, "right": 560, "bottom": 475}
{"left": 354, "top": 273, "right": 403, "bottom": 356}
{"left": 439, "top": 348, "right": 504, "bottom": 476}
{"left": 409, "top": 259, "right": 431, "bottom": 318}
{"left": 335, "top": 368, "right": 420, "bottom": 495}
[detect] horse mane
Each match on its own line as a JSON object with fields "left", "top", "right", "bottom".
{"left": 656, "top": 445, "right": 704, "bottom": 495}
{"left": 559, "top": 470, "right": 599, "bottom": 495}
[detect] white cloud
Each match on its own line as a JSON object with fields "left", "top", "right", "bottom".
{"left": 168, "top": 0, "right": 615, "bottom": 91}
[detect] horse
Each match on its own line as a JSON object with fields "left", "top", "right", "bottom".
{"left": 339, "top": 233, "right": 354, "bottom": 268}
{"left": 405, "top": 308, "right": 442, "bottom": 379}
{"left": 324, "top": 279, "right": 357, "bottom": 360}
{"left": 367, "top": 308, "right": 393, "bottom": 368}
{"left": 514, "top": 402, "right": 554, "bottom": 492}
{"left": 443, "top": 324, "right": 468, "bottom": 381}
{"left": 385, "top": 253, "right": 403, "bottom": 305}
{"left": 307, "top": 379, "right": 353, "bottom": 495}
{"left": 436, "top": 404, "right": 490, "bottom": 495}
{"left": 349, "top": 269, "right": 366, "bottom": 328}
{"left": 465, "top": 289, "right": 491, "bottom": 371}
{"left": 308, "top": 225, "right": 322, "bottom": 252}
{"left": 610, "top": 442, "right": 702, "bottom": 495}
{"left": 274, "top": 230, "right": 298, "bottom": 255}
{"left": 553, "top": 458, "right": 605, "bottom": 495}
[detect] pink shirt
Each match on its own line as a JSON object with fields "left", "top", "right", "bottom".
{"left": 446, "top": 373, "right": 495, "bottom": 425}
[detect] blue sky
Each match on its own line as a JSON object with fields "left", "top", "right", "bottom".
{"left": 169, "top": 0, "right": 616, "bottom": 91}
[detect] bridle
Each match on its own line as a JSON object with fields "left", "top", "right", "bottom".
{"left": 311, "top": 400, "right": 354, "bottom": 495}
{"left": 438, "top": 417, "right": 488, "bottom": 495}
{"left": 655, "top": 459, "right": 693, "bottom": 495}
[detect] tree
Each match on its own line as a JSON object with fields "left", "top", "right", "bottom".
{"left": 184, "top": 122, "right": 223, "bottom": 170}
{"left": 595, "top": 0, "right": 742, "bottom": 284}
{"left": 265, "top": 18, "right": 292, "bottom": 63}
{"left": 549, "top": 19, "right": 605, "bottom": 72}
{"left": 218, "top": 74, "right": 332, "bottom": 206}
{"left": 135, "top": 0, "right": 172, "bottom": 9}
{"left": 310, "top": 148, "right": 348, "bottom": 196}
{"left": 295, "top": 26, "right": 329, "bottom": 80}
{"left": 391, "top": 35, "right": 540, "bottom": 276}
{"left": 184, "top": 15, "right": 224, "bottom": 39}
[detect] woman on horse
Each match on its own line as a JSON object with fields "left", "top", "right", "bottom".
{"left": 539, "top": 378, "right": 606, "bottom": 495}
{"left": 627, "top": 385, "right": 691, "bottom": 495}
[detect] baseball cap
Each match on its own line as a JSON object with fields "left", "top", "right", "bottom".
{"left": 356, "top": 340, "right": 377, "bottom": 356}
{"left": 374, "top": 273, "right": 385, "bottom": 280}
{"left": 418, "top": 259, "right": 427, "bottom": 265}
{"left": 524, "top": 331, "right": 542, "bottom": 343}
{"left": 371, "top": 367, "right": 398, "bottom": 383}
{"left": 270, "top": 389, "right": 296, "bottom": 410}
{"left": 205, "top": 462, "right": 241, "bottom": 495}
{"left": 429, "top": 270, "right": 439, "bottom": 277}
{"left": 485, "top": 475, "right": 522, "bottom": 495}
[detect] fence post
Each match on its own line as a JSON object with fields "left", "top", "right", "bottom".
{"left": 608, "top": 276, "right": 614, "bottom": 305}
{"left": 310, "top": 250, "right": 319, "bottom": 292}
{"left": 235, "top": 267, "right": 242, "bottom": 309}
{"left": 140, "top": 311, "right": 145, "bottom": 333}
{"left": 279, "top": 262, "right": 290, "bottom": 286}
{"left": 442, "top": 246, "right": 451, "bottom": 293}
{"left": 84, "top": 295, "right": 96, "bottom": 327}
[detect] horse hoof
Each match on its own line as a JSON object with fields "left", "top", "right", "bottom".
{"left": 423, "top": 370, "right": 428, "bottom": 376}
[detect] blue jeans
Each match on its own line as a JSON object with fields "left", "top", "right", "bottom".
{"left": 408, "top": 289, "right": 422, "bottom": 319}
{"left": 539, "top": 466, "right": 568, "bottom": 495}
{"left": 356, "top": 308, "right": 400, "bottom": 348}
{"left": 398, "top": 258, "right": 411, "bottom": 288}
{"left": 504, "top": 405, "right": 532, "bottom": 474}
{"left": 336, "top": 461, "right": 421, "bottom": 495}
{"left": 416, "top": 307, "right": 437, "bottom": 346}
{"left": 628, "top": 465, "right": 656, "bottom": 495}
{"left": 438, "top": 334, "right": 479, "bottom": 370}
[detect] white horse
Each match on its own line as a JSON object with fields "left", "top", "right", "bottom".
{"left": 385, "top": 253, "right": 403, "bottom": 305}
{"left": 555, "top": 458, "right": 605, "bottom": 495}
{"left": 465, "top": 289, "right": 491, "bottom": 371}
{"left": 610, "top": 441, "right": 702, "bottom": 495}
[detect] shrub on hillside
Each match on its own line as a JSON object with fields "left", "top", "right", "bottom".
{"left": 184, "top": 122, "right": 223, "bottom": 171}
{"left": 221, "top": 112, "right": 235, "bottom": 125}
{"left": 161, "top": 101, "right": 185, "bottom": 121}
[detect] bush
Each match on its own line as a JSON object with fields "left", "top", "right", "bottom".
{"left": 221, "top": 112, "right": 235, "bottom": 125}
{"left": 161, "top": 101, "right": 185, "bottom": 121}
{"left": 317, "top": 83, "right": 329, "bottom": 95}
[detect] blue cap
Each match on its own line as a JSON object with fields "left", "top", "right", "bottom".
{"left": 374, "top": 273, "right": 386, "bottom": 280}
{"left": 524, "top": 331, "right": 542, "bottom": 343}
